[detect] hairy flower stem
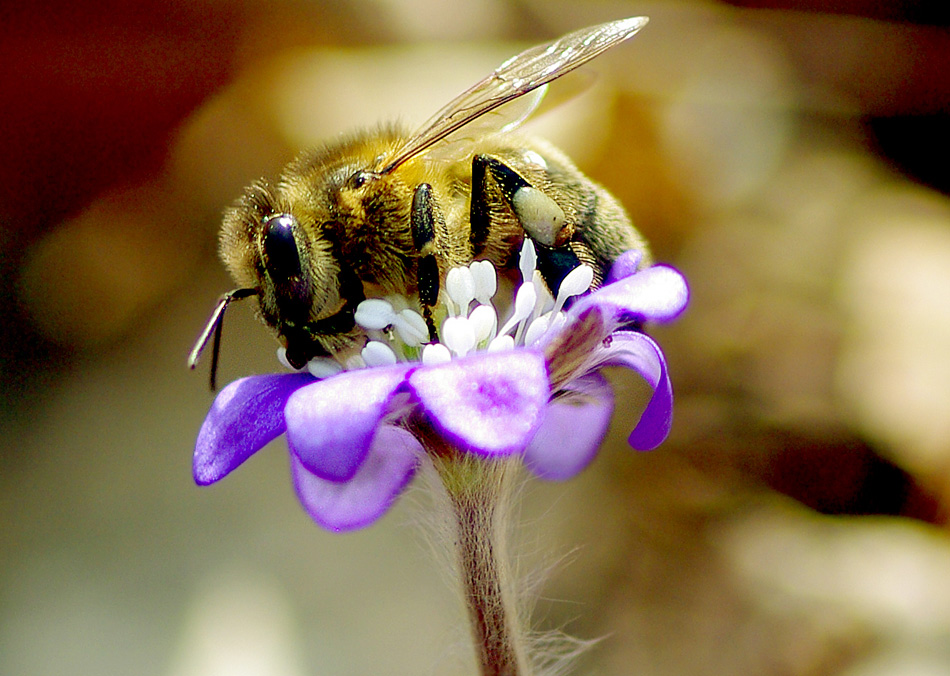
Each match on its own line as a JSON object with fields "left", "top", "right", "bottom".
{"left": 436, "top": 453, "right": 529, "bottom": 676}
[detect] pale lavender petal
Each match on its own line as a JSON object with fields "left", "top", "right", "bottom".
{"left": 291, "top": 426, "right": 421, "bottom": 532}
{"left": 194, "top": 372, "right": 313, "bottom": 485}
{"left": 571, "top": 264, "right": 688, "bottom": 324}
{"left": 524, "top": 373, "right": 614, "bottom": 480}
{"left": 408, "top": 350, "right": 549, "bottom": 456}
{"left": 605, "top": 249, "right": 644, "bottom": 284}
{"left": 285, "top": 364, "right": 412, "bottom": 481}
{"left": 596, "top": 331, "right": 673, "bottom": 451}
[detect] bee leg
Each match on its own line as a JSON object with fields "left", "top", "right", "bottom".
{"left": 471, "top": 155, "right": 574, "bottom": 249}
{"left": 469, "top": 155, "right": 494, "bottom": 256}
{"left": 188, "top": 287, "right": 258, "bottom": 391}
{"left": 411, "top": 183, "right": 443, "bottom": 341}
{"left": 470, "top": 154, "right": 582, "bottom": 295}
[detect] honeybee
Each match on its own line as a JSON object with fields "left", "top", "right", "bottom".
{"left": 191, "top": 17, "right": 650, "bottom": 388}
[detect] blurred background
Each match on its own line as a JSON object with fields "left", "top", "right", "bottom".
{"left": 2, "top": 0, "right": 949, "bottom": 674}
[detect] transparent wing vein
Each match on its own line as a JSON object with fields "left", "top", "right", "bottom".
{"left": 380, "top": 16, "right": 648, "bottom": 173}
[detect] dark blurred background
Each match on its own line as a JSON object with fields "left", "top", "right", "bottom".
{"left": 2, "top": 1, "right": 949, "bottom": 675}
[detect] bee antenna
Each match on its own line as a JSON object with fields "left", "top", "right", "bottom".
{"left": 188, "top": 288, "right": 258, "bottom": 391}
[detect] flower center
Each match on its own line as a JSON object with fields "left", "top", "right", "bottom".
{"left": 277, "top": 240, "right": 594, "bottom": 377}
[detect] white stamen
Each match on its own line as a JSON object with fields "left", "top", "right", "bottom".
{"left": 497, "top": 281, "right": 537, "bottom": 338}
{"left": 355, "top": 298, "right": 396, "bottom": 330}
{"left": 468, "top": 304, "right": 497, "bottom": 345}
{"left": 442, "top": 316, "right": 476, "bottom": 357}
{"left": 361, "top": 340, "right": 398, "bottom": 367}
{"left": 274, "top": 239, "right": 581, "bottom": 377}
{"left": 470, "top": 260, "right": 497, "bottom": 304}
{"left": 524, "top": 314, "right": 552, "bottom": 347}
{"left": 446, "top": 266, "right": 476, "bottom": 315}
{"left": 308, "top": 357, "right": 343, "bottom": 378}
{"left": 553, "top": 264, "right": 595, "bottom": 314}
{"left": 393, "top": 308, "right": 429, "bottom": 346}
{"left": 487, "top": 334, "right": 515, "bottom": 352}
{"left": 421, "top": 342, "right": 452, "bottom": 366}
{"left": 519, "top": 239, "right": 537, "bottom": 283}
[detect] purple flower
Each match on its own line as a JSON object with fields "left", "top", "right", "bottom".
{"left": 194, "top": 246, "right": 688, "bottom": 532}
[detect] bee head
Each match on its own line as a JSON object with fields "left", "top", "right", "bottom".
{"left": 218, "top": 181, "right": 366, "bottom": 370}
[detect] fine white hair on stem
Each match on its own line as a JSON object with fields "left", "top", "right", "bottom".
{"left": 406, "top": 454, "right": 600, "bottom": 676}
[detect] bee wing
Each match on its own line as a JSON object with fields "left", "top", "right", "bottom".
{"left": 419, "top": 84, "right": 549, "bottom": 165}
{"left": 379, "top": 16, "right": 648, "bottom": 174}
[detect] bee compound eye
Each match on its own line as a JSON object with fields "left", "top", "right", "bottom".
{"left": 262, "top": 213, "right": 303, "bottom": 280}
{"left": 346, "top": 170, "right": 378, "bottom": 190}
{"left": 347, "top": 171, "right": 366, "bottom": 189}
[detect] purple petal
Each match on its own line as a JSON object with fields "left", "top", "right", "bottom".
{"left": 571, "top": 264, "right": 689, "bottom": 324}
{"left": 524, "top": 373, "right": 614, "bottom": 480}
{"left": 194, "top": 372, "right": 313, "bottom": 485}
{"left": 596, "top": 331, "right": 674, "bottom": 450}
{"left": 291, "top": 426, "right": 421, "bottom": 532}
{"left": 605, "top": 249, "right": 645, "bottom": 284}
{"left": 285, "top": 364, "right": 411, "bottom": 482}
{"left": 408, "top": 350, "right": 549, "bottom": 456}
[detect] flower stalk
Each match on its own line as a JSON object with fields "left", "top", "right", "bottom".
{"left": 435, "top": 451, "right": 528, "bottom": 676}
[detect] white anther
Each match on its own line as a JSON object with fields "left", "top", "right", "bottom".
{"left": 553, "top": 264, "right": 594, "bottom": 314}
{"left": 524, "top": 314, "right": 551, "bottom": 347}
{"left": 421, "top": 342, "right": 452, "bottom": 366}
{"left": 307, "top": 357, "right": 344, "bottom": 378}
{"left": 470, "top": 260, "right": 497, "bottom": 304}
{"left": 441, "top": 316, "right": 476, "bottom": 357}
{"left": 487, "top": 334, "right": 515, "bottom": 352}
{"left": 519, "top": 238, "right": 537, "bottom": 283}
{"left": 393, "top": 309, "right": 429, "bottom": 346}
{"left": 446, "top": 266, "right": 476, "bottom": 315}
{"left": 354, "top": 298, "right": 396, "bottom": 330}
{"left": 361, "top": 341, "right": 398, "bottom": 367}
{"left": 497, "top": 281, "right": 537, "bottom": 337}
{"left": 468, "top": 304, "right": 498, "bottom": 344}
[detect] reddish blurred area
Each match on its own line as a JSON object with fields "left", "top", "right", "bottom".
{"left": 0, "top": 0, "right": 241, "bottom": 227}
{"left": 0, "top": 0, "right": 246, "bottom": 400}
